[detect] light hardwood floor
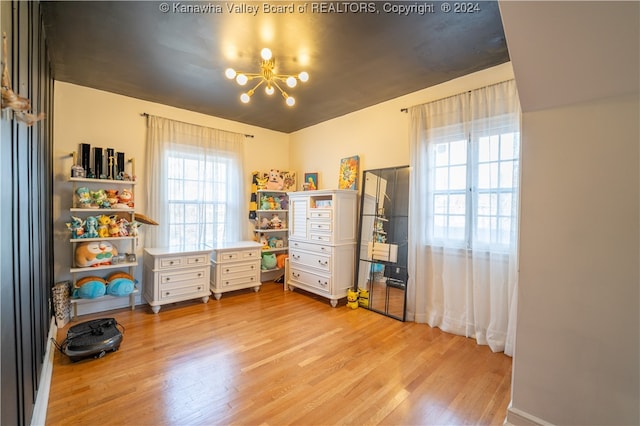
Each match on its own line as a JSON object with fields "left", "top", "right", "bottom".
{"left": 46, "top": 282, "right": 512, "bottom": 426}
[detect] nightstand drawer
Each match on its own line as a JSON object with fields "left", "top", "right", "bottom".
{"left": 159, "top": 283, "right": 208, "bottom": 300}
{"left": 216, "top": 262, "right": 259, "bottom": 278}
{"left": 159, "top": 267, "right": 208, "bottom": 286}
{"left": 219, "top": 274, "right": 260, "bottom": 289}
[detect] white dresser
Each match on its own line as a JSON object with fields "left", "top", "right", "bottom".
{"left": 143, "top": 245, "right": 212, "bottom": 313}
{"left": 210, "top": 241, "right": 262, "bottom": 300}
{"left": 287, "top": 189, "right": 358, "bottom": 307}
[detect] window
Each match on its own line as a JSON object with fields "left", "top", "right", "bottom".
{"left": 429, "top": 117, "right": 520, "bottom": 250}
{"left": 166, "top": 149, "right": 232, "bottom": 247}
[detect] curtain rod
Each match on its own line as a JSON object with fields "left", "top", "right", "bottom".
{"left": 140, "top": 113, "right": 254, "bottom": 138}
{"left": 399, "top": 79, "right": 515, "bottom": 113}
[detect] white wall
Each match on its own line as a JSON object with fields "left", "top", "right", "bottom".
{"left": 511, "top": 93, "right": 639, "bottom": 425}
{"left": 289, "top": 63, "right": 515, "bottom": 188}
{"left": 53, "top": 82, "right": 289, "bottom": 314}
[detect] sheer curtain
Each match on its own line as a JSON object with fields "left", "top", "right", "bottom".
{"left": 408, "top": 80, "right": 520, "bottom": 355}
{"left": 145, "top": 115, "right": 247, "bottom": 248}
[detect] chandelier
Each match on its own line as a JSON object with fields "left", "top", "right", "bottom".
{"left": 225, "top": 48, "right": 309, "bottom": 107}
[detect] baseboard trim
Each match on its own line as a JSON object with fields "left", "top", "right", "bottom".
{"left": 30, "top": 317, "right": 57, "bottom": 426}
{"left": 505, "top": 405, "right": 554, "bottom": 426}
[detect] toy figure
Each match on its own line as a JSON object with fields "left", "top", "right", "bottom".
{"left": 260, "top": 195, "right": 272, "bottom": 211}
{"left": 97, "top": 214, "right": 111, "bottom": 238}
{"left": 129, "top": 220, "right": 141, "bottom": 237}
{"left": 75, "top": 186, "right": 92, "bottom": 208}
{"left": 108, "top": 216, "right": 120, "bottom": 238}
{"left": 347, "top": 288, "right": 359, "bottom": 309}
{"left": 118, "top": 188, "right": 134, "bottom": 208}
{"left": 259, "top": 233, "right": 269, "bottom": 249}
{"left": 255, "top": 174, "right": 268, "bottom": 190}
{"left": 260, "top": 217, "right": 271, "bottom": 229}
{"left": 268, "top": 236, "right": 279, "bottom": 248}
{"left": 91, "top": 189, "right": 108, "bottom": 208}
{"left": 66, "top": 216, "right": 84, "bottom": 239}
{"left": 266, "top": 169, "right": 284, "bottom": 190}
{"left": 117, "top": 217, "right": 130, "bottom": 236}
{"left": 75, "top": 240, "right": 118, "bottom": 267}
{"left": 270, "top": 214, "right": 282, "bottom": 229}
{"left": 105, "top": 189, "right": 119, "bottom": 206}
{"left": 83, "top": 216, "right": 99, "bottom": 238}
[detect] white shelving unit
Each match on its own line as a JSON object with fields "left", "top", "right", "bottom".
{"left": 254, "top": 189, "right": 289, "bottom": 280}
{"left": 67, "top": 176, "right": 138, "bottom": 320}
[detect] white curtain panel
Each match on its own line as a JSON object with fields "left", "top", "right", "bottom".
{"left": 145, "top": 115, "right": 247, "bottom": 248}
{"left": 408, "top": 80, "right": 520, "bottom": 356}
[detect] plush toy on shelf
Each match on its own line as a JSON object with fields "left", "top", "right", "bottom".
{"left": 265, "top": 169, "right": 284, "bottom": 190}
{"left": 75, "top": 187, "right": 92, "bottom": 208}
{"left": 75, "top": 240, "right": 118, "bottom": 267}
{"left": 72, "top": 276, "right": 106, "bottom": 299}
{"left": 261, "top": 252, "right": 277, "bottom": 270}
{"left": 83, "top": 216, "right": 99, "bottom": 239}
{"left": 97, "top": 214, "right": 111, "bottom": 238}
{"left": 66, "top": 216, "right": 85, "bottom": 239}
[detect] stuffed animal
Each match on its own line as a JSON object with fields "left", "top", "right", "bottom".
{"left": 66, "top": 216, "right": 84, "bottom": 239}
{"left": 276, "top": 253, "right": 288, "bottom": 269}
{"left": 106, "top": 271, "right": 136, "bottom": 296}
{"left": 347, "top": 288, "right": 359, "bottom": 309}
{"left": 72, "top": 276, "right": 106, "bottom": 299}
{"left": 265, "top": 169, "right": 284, "bottom": 190}
{"left": 91, "top": 189, "right": 108, "bottom": 208}
{"left": 358, "top": 289, "right": 369, "bottom": 308}
{"left": 260, "top": 195, "right": 272, "bottom": 211}
{"left": 255, "top": 175, "right": 268, "bottom": 190}
{"left": 259, "top": 233, "right": 269, "bottom": 249}
{"left": 268, "top": 236, "right": 279, "bottom": 248}
{"left": 107, "top": 216, "right": 120, "bottom": 238}
{"left": 75, "top": 186, "right": 92, "bottom": 208}
{"left": 75, "top": 240, "right": 118, "bottom": 267}
{"left": 270, "top": 214, "right": 282, "bottom": 229}
{"left": 118, "top": 188, "right": 134, "bottom": 208}
{"left": 117, "top": 217, "right": 130, "bottom": 236}
{"left": 97, "top": 214, "right": 111, "bottom": 238}
{"left": 83, "top": 215, "right": 99, "bottom": 239}
{"left": 261, "top": 253, "right": 277, "bottom": 270}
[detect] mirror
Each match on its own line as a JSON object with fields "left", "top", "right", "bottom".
{"left": 354, "top": 166, "right": 409, "bottom": 321}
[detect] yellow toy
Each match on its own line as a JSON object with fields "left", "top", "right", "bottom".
{"left": 97, "top": 214, "right": 111, "bottom": 238}
{"left": 358, "top": 289, "right": 369, "bottom": 308}
{"left": 347, "top": 288, "right": 359, "bottom": 309}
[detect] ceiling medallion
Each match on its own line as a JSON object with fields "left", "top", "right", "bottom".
{"left": 225, "top": 48, "right": 309, "bottom": 107}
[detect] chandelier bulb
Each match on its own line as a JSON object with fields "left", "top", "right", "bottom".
{"left": 265, "top": 85, "right": 275, "bottom": 95}
{"left": 261, "top": 48, "right": 272, "bottom": 61}
{"left": 240, "top": 93, "right": 251, "bottom": 103}
{"left": 225, "top": 68, "right": 237, "bottom": 79}
{"left": 286, "top": 96, "right": 295, "bottom": 107}
{"left": 298, "top": 71, "right": 309, "bottom": 82}
{"left": 236, "top": 73, "right": 248, "bottom": 86}
{"left": 286, "top": 76, "right": 297, "bottom": 88}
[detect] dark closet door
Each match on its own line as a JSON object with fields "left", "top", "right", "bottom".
{"left": 1, "top": 1, "right": 54, "bottom": 425}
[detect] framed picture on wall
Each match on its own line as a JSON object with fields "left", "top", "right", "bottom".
{"left": 303, "top": 172, "right": 318, "bottom": 190}
{"left": 338, "top": 155, "right": 360, "bottom": 190}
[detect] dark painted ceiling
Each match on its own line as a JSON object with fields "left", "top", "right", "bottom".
{"left": 41, "top": 1, "right": 509, "bottom": 133}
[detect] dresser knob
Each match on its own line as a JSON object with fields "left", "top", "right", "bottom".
{"left": 165, "top": 292, "right": 170, "bottom": 296}
{"left": 198, "top": 273, "right": 202, "bottom": 277}
{"left": 165, "top": 278, "right": 170, "bottom": 282}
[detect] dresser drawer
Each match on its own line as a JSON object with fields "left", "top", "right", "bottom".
{"left": 158, "top": 254, "right": 208, "bottom": 270}
{"left": 289, "top": 267, "right": 330, "bottom": 293}
{"left": 159, "top": 267, "right": 208, "bottom": 287}
{"left": 159, "top": 283, "right": 208, "bottom": 300}
{"left": 289, "top": 240, "right": 332, "bottom": 255}
{"left": 310, "top": 210, "right": 331, "bottom": 220}
{"left": 215, "top": 261, "right": 259, "bottom": 278}
{"left": 218, "top": 274, "right": 260, "bottom": 289}
{"left": 310, "top": 233, "right": 332, "bottom": 243}
{"left": 310, "top": 221, "right": 332, "bottom": 233}
{"left": 215, "top": 249, "right": 261, "bottom": 263}
{"left": 289, "top": 249, "right": 331, "bottom": 272}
